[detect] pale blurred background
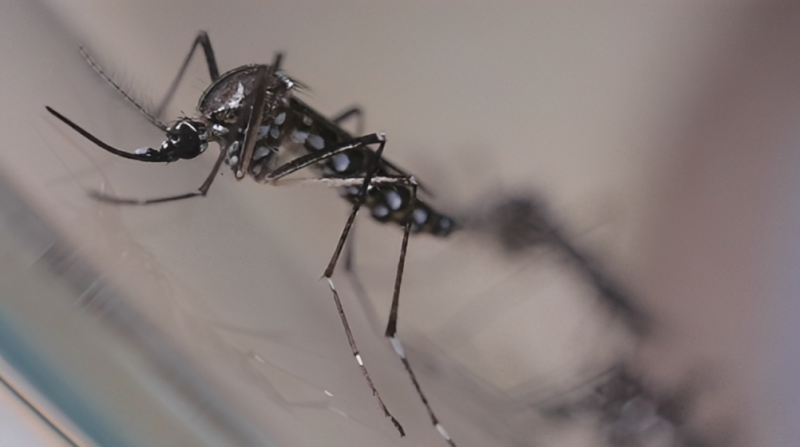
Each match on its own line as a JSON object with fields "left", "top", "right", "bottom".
{"left": 0, "top": 1, "right": 798, "bottom": 446}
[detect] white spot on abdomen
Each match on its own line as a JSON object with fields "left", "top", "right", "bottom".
{"left": 331, "top": 153, "right": 350, "bottom": 172}
{"left": 412, "top": 207, "right": 429, "bottom": 224}
{"left": 307, "top": 134, "right": 325, "bottom": 150}
{"left": 290, "top": 129, "right": 309, "bottom": 144}
{"left": 385, "top": 190, "right": 403, "bottom": 210}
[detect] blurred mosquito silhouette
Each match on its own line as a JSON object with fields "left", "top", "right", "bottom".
{"left": 538, "top": 363, "right": 717, "bottom": 447}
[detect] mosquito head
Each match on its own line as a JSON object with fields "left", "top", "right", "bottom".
{"left": 160, "top": 118, "right": 209, "bottom": 161}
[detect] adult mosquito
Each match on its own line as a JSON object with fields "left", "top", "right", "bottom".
{"left": 46, "top": 31, "right": 458, "bottom": 446}
{"left": 45, "top": 31, "right": 653, "bottom": 446}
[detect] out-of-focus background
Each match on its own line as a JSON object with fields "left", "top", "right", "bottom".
{"left": 1, "top": 1, "right": 798, "bottom": 446}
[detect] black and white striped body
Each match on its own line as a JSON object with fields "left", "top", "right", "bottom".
{"left": 198, "top": 64, "right": 456, "bottom": 236}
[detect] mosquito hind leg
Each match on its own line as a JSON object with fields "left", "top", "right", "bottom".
{"left": 264, "top": 133, "right": 406, "bottom": 436}
{"left": 383, "top": 185, "right": 458, "bottom": 447}
{"left": 312, "top": 138, "right": 458, "bottom": 445}
{"left": 320, "top": 142, "right": 408, "bottom": 436}
{"left": 328, "top": 106, "right": 437, "bottom": 196}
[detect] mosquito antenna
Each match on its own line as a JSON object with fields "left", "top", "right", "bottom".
{"left": 80, "top": 46, "right": 168, "bottom": 131}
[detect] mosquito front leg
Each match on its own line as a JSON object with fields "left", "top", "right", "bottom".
{"left": 89, "top": 149, "right": 227, "bottom": 205}
{"left": 155, "top": 31, "right": 221, "bottom": 119}
{"left": 79, "top": 31, "right": 221, "bottom": 131}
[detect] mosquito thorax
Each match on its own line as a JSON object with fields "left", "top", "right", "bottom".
{"left": 160, "top": 118, "right": 208, "bottom": 161}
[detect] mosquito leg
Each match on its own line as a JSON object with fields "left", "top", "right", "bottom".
{"left": 321, "top": 136, "right": 388, "bottom": 279}
{"left": 324, "top": 277, "right": 405, "bottom": 437}
{"left": 328, "top": 106, "right": 433, "bottom": 196}
{"left": 235, "top": 61, "right": 275, "bottom": 178}
{"left": 383, "top": 184, "right": 457, "bottom": 447}
{"left": 332, "top": 106, "right": 365, "bottom": 136}
{"left": 265, "top": 133, "right": 386, "bottom": 182}
{"left": 262, "top": 132, "right": 405, "bottom": 435}
{"left": 328, "top": 106, "right": 427, "bottom": 190}
{"left": 317, "top": 136, "right": 407, "bottom": 436}
{"left": 339, "top": 209, "right": 459, "bottom": 446}
{"left": 78, "top": 31, "right": 220, "bottom": 131}
{"left": 343, "top": 216, "right": 357, "bottom": 273}
{"left": 270, "top": 176, "right": 413, "bottom": 189}
{"left": 154, "top": 31, "right": 221, "bottom": 118}
{"left": 90, "top": 149, "right": 228, "bottom": 205}
{"left": 318, "top": 136, "right": 456, "bottom": 444}
{"left": 340, "top": 220, "right": 385, "bottom": 334}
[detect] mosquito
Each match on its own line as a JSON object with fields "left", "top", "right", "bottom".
{"left": 45, "top": 31, "right": 458, "bottom": 445}
{"left": 45, "top": 31, "right": 655, "bottom": 446}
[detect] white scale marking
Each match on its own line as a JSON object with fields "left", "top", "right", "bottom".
{"left": 226, "top": 82, "right": 245, "bottom": 109}
{"left": 253, "top": 146, "right": 271, "bottom": 160}
{"left": 290, "top": 129, "right": 309, "bottom": 144}
{"left": 435, "top": 423, "right": 451, "bottom": 440}
{"left": 307, "top": 134, "right": 325, "bottom": 150}
{"left": 385, "top": 190, "right": 402, "bottom": 210}
{"left": 331, "top": 153, "right": 350, "bottom": 172}
{"left": 413, "top": 207, "right": 429, "bottom": 224}
{"left": 372, "top": 205, "right": 389, "bottom": 218}
{"left": 389, "top": 337, "right": 406, "bottom": 359}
